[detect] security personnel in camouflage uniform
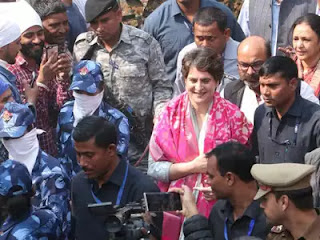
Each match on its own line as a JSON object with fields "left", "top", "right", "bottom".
{"left": 0, "top": 103, "right": 70, "bottom": 238}
{"left": 57, "top": 60, "right": 130, "bottom": 177}
{"left": 73, "top": 0, "right": 172, "bottom": 171}
{"left": 251, "top": 163, "right": 320, "bottom": 240}
{"left": 0, "top": 159, "right": 61, "bottom": 239}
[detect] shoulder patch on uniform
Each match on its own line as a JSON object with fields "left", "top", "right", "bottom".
{"left": 127, "top": 25, "right": 153, "bottom": 44}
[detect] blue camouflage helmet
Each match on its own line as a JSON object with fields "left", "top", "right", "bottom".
{"left": 0, "top": 102, "right": 35, "bottom": 138}
{"left": 69, "top": 60, "right": 104, "bottom": 94}
{"left": 0, "top": 159, "right": 32, "bottom": 197}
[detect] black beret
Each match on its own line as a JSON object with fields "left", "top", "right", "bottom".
{"left": 85, "top": 0, "right": 118, "bottom": 23}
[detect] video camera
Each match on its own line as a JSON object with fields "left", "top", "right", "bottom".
{"left": 88, "top": 201, "right": 150, "bottom": 240}
{"left": 87, "top": 192, "right": 182, "bottom": 240}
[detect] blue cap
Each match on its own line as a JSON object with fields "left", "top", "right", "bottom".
{"left": 0, "top": 80, "right": 9, "bottom": 96}
{"left": 0, "top": 102, "right": 35, "bottom": 138}
{"left": 0, "top": 159, "right": 32, "bottom": 197}
{"left": 69, "top": 60, "right": 103, "bottom": 94}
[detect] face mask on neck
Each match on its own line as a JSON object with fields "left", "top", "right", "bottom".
{"left": 73, "top": 90, "right": 104, "bottom": 127}
{"left": 2, "top": 128, "right": 44, "bottom": 174}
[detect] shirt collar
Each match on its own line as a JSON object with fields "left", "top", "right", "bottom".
{"left": 119, "top": 24, "right": 131, "bottom": 45}
{"left": 265, "top": 95, "right": 303, "bottom": 118}
{"left": 15, "top": 55, "right": 31, "bottom": 70}
{"left": 222, "top": 199, "right": 261, "bottom": 221}
{"left": 92, "top": 24, "right": 131, "bottom": 47}
{"left": 171, "top": 0, "right": 183, "bottom": 17}
{"left": 224, "top": 38, "right": 239, "bottom": 60}
{"left": 0, "top": 59, "right": 8, "bottom": 69}
{"left": 108, "top": 158, "right": 127, "bottom": 186}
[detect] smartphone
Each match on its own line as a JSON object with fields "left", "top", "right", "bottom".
{"left": 144, "top": 192, "right": 182, "bottom": 212}
{"left": 46, "top": 44, "right": 58, "bottom": 59}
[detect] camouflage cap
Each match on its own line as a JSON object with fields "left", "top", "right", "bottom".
{"left": 85, "top": 0, "right": 118, "bottom": 22}
{"left": 251, "top": 163, "right": 316, "bottom": 200}
{"left": 0, "top": 102, "right": 35, "bottom": 138}
{"left": 70, "top": 60, "right": 103, "bottom": 94}
{"left": 0, "top": 159, "right": 32, "bottom": 197}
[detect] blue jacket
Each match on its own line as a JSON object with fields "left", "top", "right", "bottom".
{"left": 56, "top": 100, "right": 130, "bottom": 177}
{"left": 31, "top": 150, "right": 70, "bottom": 239}
{"left": 0, "top": 208, "right": 61, "bottom": 240}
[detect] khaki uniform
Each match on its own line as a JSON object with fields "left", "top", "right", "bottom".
{"left": 73, "top": 24, "right": 172, "bottom": 170}
{"left": 267, "top": 215, "right": 320, "bottom": 240}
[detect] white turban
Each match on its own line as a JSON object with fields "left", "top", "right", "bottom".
{"left": 0, "top": 0, "right": 42, "bottom": 35}
{"left": 0, "top": 16, "right": 21, "bottom": 48}
{"left": 14, "top": 0, "right": 42, "bottom": 34}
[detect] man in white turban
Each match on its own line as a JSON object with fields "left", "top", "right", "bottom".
{"left": 7, "top": 0, "right": 61, "bottom": 156}
{"left": 0, "top": 16, "right": 22, "bottom": 103}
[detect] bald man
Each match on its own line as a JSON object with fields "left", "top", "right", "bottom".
{"left": 223, "top": 36, "right": 318, "bottom": 123}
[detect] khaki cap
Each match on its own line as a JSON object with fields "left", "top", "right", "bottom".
{"left": 251, "top": 163, "right": 316, "bottom": 200}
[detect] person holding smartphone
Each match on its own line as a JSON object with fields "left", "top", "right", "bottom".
{"left": 8, "top": 0, "right": 72, "bottom": 157}
{"left": 171, "top": 142, "right": 268, "bottom": 240}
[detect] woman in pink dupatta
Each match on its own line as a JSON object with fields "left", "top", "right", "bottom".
{"left": 291, "top": 14, "right": 320, "bottom": 97}
{"left": 149, "top": 48, "right": 252, "bottom": 239}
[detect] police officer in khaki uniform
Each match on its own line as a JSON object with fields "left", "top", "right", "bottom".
{"left": 251, "top": 163, "right": 320, "bottom": 240}
{"left": 73, "top": 0, "right": 172, "bottom": 172}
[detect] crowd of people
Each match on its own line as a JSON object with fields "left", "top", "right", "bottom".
{"left": 0, "top": 0, "right": 320, "bottom": 239}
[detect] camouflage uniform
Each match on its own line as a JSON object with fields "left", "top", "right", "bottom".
{"left": 0, "top": 160, "right": 62, "bottom": 240}
{"left": 57, "top": 100, "right": 130, "bottom": 177}
{"left": 73, "top": 24, "right": 172, "bottom": 171}
{"left": 31, "top": 150, "right": 71, "bottom": 239}
{"left": 0, "top": 209, "right": 61, "bottom": 240}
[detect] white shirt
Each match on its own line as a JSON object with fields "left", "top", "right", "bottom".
{"left": 173, "top": 38, "right": 239, "bottom": 96}
{"left": 221, "top": 81, "right": 319, "bottom": 124}
{"left": 0, "top": 59, "right": 8, "bottom": 69}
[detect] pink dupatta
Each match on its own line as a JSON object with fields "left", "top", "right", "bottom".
{"left": 150, "top": 92, "right": 253, "bottom": 217}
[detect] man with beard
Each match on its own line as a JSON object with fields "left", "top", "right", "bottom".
{"left": 0, "top": 14, "right": 38, "bottom": 163}
{"left": 8, "top": 0, "right": 71, "bottom": 156}
{"left": 223, "top": 36, "right": 318, "bottom": 123}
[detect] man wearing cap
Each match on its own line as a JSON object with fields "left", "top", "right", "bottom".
{"left": 73, "top": 0, "right": 172, "bottom": 171}
{"left": 0, "top": 159, "right": 62, "bottom": 239}
{"left": 0, "top": 16, "right": 22, "bottom": 105}
{"left": 57, "top": 60, "right": 130, "bottom": 177}
{"left": 7, "top": 0, "right": 63, "bottom": 157}
{"left": 251, "top": 56, "right": 320, "bottom": 164}
{"left": 251, "top": 163, "right": 320, "bottom": 240}
{"left": 0, "top": 102, "right": 70, "bottom": 238}
{"left": 171, "top": 142, "right": 268, "bottom": 240}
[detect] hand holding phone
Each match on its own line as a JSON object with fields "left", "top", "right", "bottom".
{"left": 144, "top": 192, "right": 182, "bottom": 212}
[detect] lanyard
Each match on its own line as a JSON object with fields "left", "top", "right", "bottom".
{"left": 224, "top": 218, "right": 255, "bottom": 240}
{"left": 91, "top": 163, "right": 129, "bottom": 205}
